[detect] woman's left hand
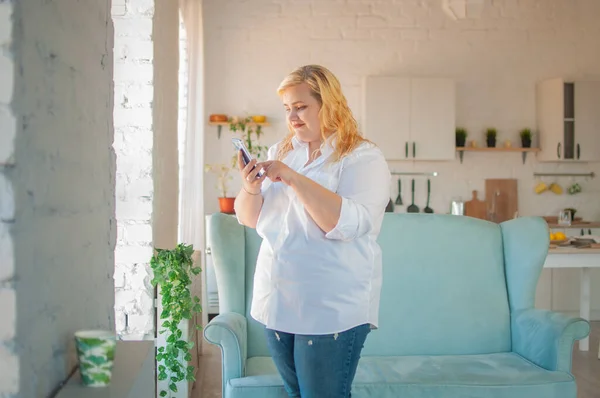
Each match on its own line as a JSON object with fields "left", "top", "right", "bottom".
{"left": 257, "top": 160, "right": 297, "bottom": 186}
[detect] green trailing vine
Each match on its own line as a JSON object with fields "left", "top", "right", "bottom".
{"left": 150, "top": 243, "right": 202, "bottom": 397}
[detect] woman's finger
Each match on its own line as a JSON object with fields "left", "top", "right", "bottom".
{"left": 256, "top": 161, "right": 273, "bottom": 170}
{"left": 254, "top": 172, "right": 267, "bottom": 184}
{"left": 241, "top": 158, "right": 257, "bottom": 176}
{"left": 237, "top": 150, "right": 245, "bottom": 170}
{"left": 246, "top": 164, "right": 263, "bottom": 181}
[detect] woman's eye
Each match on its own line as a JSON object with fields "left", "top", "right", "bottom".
{"left": 296, "top": 106, "right": 306, "bottom": 111}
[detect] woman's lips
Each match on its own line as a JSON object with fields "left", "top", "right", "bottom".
{"left": 292, "top": 123, "right": 305, "bottom": 128}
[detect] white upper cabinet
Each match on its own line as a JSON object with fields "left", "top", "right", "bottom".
{"left": 362, "top": 76, "right": 456, "bottom": 161}
{"left": 410, "top": 78, "right": 456, "bottom": 161}
{"left": 574, "top": 81, "right": 600, "bottom": 162}
{"left": 362, "top": 76, "right": 411, "bottom": 160}
{"left": 536, "top": 78, "right": 600, "bottom": 162}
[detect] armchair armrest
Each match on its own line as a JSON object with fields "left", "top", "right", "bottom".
{"left": 204, "top": 312, "right": 248, "bottom": 385}
{"left": 511, "top": 308, "right": 590, "bottom": 372}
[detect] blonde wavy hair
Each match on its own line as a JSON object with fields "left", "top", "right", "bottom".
{"left": 276, "top": 65, "right": 368, "bottom": 162}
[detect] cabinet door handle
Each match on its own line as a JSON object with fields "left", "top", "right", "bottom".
{"left": 412, "top": 142, "right": 416, "bottom": 158}
{"left": 577, "top": 143, "right": 580, "bottom": 159}
{"left": 557, "top": 143, "right": 561, "bottom": 159}
{"left": 405, "top": 142, "right": 408, "bottom": 158}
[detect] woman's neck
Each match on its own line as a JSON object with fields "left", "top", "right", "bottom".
{"left": 308, "top": 140, "right": 322, "bottom": 155}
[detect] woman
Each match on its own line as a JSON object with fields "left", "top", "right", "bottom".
{"left": 234, "top": 65, "right": 391, "bottom": 398}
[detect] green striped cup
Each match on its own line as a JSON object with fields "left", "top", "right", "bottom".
{"left": 74, "top": 330, "right": 117, "bottom": 387}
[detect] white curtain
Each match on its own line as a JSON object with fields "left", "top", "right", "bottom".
{"left": 177, "top": 0, "right": 209, "bottom": 336}
{"left": 178, "top": 0, "right": 205, "bottom": 252}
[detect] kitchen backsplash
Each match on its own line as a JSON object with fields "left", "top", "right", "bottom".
{"left": 387, "top": 153, "right": 600, "bottom": 223}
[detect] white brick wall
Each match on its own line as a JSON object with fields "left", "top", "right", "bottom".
{"left": 113, "top": 0, "right": 181, "bottom": 340}
{"left": 204, "top": 0, "right": 600, "bottom": 315}
{"left": 113, "top": 0, "right": 156, "bottom": 340}
{"left": 6, "top": 0, "right": 116, "bottom": 396}
{"left": 0, "top": 1, "right": 19, "bottom": 396}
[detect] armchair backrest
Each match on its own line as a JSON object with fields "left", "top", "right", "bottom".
{"left": 207, "top": 213, "right": 549, "bottom": 358}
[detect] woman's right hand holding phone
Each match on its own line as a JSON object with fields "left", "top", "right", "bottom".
{"left": 238, "top": 150, "right": 266, "bottom": 195}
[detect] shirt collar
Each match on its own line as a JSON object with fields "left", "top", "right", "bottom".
{"left": 291, "top": 135, "right": 307, "bottom": 149}
{"left": 320, "top": 134, "right": 337, "bottom": 158}
{"left": 291, "top": 133, "right": 337, "bottom": 156}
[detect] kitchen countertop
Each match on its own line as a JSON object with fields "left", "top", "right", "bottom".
{"left": 549, "top": 247, "right": 600, "bottom": 254}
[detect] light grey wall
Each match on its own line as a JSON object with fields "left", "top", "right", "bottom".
{"left": 9, "top": 1, "right": 116, "bottom": 396}
{"left": 0, "top": 0, "right": 18, "bottom": 394}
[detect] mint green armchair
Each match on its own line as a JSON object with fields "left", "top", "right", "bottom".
{"left": 204, "top": 213, "right": 589, "bottom": 398}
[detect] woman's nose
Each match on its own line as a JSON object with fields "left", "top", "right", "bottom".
{"left": 287, "top": 109, "right": 298, "bottom": 121}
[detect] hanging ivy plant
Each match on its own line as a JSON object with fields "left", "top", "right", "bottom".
{"left": 150, "top": 243, "right": 202, "bottom": 397}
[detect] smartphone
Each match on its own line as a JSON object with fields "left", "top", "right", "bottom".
{"left": 232, "top": 138, "right": 264, "bottom": 177}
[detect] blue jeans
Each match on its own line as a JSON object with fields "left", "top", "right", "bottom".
{"left": 265, "top": 324, "right": 371, "bottom": 398}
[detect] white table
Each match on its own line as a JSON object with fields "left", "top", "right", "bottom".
{"left": 544, "top": 248, "right": 600, "bottom": 352}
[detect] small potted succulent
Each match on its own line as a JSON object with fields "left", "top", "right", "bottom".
{"left": 455, "top": 128, "right": 467, "bottom": 147}
{"left": 520, "top": 128, "right": 532, "bottom": 148}
{"left": 485, "top": 128, "right": 497, "bottom": 148}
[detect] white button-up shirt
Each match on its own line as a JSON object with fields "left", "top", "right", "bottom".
{"left": 248, "top": 135, "right": 391, "bottom": 335}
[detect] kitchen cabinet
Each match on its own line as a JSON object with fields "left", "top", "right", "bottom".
{"left": 362, "top": 76, "right": 456, "bottom": 161}
{"left": 536, "top": 78, "right": 600, "bottom": 162}
{"left": 362, "top": 76, "right": 411, "bottom": 160}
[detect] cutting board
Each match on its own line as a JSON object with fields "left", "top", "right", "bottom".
{"left": 485, "top": 179, "right": 518, "bottom": 223}
{"left": 464, "top": 190, "right": 487, "bottom": 220}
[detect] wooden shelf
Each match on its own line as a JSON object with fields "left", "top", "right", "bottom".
{"left": 208, "top": 121, "right": 270, "bottom": 127}
{"left": 456, "top": 147, "right": 540, "bottom": 164}
{"left": 548, "top": 222, "right": 600, "bottom": 229}
{"left": 457, "top": 147, "right": 540, "bottom": 152}
{"left": 208, "top": 121, "right": 270, "bottom": 138}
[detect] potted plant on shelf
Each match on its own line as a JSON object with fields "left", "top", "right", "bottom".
{"left": 520, "top": 128, "right": 532, "bottom": 148}
{"left": 205, "top": 115, "right": 269, "bottom": 214}
{"left": 455, "top": 128, "right": 467, "bottom": 147}
{"left": 485, "top": 128, "right": 497, "bottom": 148}
{"left": 204, "top": 163, "right": 235, "bottom": 214}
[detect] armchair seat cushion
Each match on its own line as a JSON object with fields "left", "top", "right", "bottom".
{"left": 226, "top": 353, "right": 575, "bottom": 398}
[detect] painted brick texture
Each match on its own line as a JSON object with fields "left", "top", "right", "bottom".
{"left": 0, "top": 1, "right": 18, "bottom": 396}
{"left": 203, "top": 0, "right": 600, "bottom": 314}
{"left": 7, "top": 0, "right": 116, "bottom": 396}
{"left": 113, "top": 0, "right": 181, "bottom": 340}
{"left": 113, "top": 0, "right": 156, "bottom": 340}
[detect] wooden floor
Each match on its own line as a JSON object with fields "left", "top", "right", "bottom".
{"left": 193, "top": 321, "right": 600, "bottom": 398}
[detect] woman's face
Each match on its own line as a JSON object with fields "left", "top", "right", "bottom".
{"left": 281, "top": 82, "right": 322, "bottom": 144}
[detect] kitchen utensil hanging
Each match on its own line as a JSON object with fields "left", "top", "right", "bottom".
{"left": 407, "top": 179, "right": 419, "bottom": 213}
{"left": 395, "top": 179, "right": 403, "bottom": 205}
{"left": 424, "top": 179, "right": 433, "bottom": 213}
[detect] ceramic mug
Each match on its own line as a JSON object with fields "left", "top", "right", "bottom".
{"left": 74, "top": 330, "right": 117, "bottom": 387}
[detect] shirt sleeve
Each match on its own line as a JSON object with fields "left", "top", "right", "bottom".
{"left": 325, "top": 145, "right": 391, "bottom": 241}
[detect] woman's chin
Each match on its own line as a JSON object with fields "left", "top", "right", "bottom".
{"left": 294, "top": 129, "right": 318, "bottom": 143}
